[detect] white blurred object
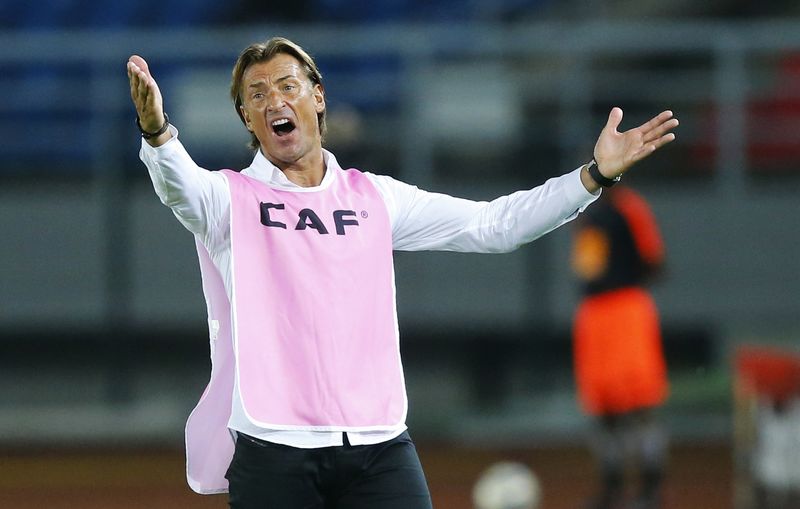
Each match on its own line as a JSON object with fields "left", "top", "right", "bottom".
{"left": 472, "top": 461, "right": 541, "bottom": 509}
{"left": 415, "top": 63, "right": 523, "bottom": 150}
{"left": 172, "top": 69, "right": 247, "bottom": 150}
{"left": 753, "top": 397, "right": 800, "bottom": 490}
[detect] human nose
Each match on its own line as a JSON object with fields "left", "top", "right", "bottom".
{"left": 266, "top": 89, "right": 285, "bottom": 111}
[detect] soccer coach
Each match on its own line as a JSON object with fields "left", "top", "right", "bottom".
{"left": 127, "top": 36, "right": 678, "bottom": 508}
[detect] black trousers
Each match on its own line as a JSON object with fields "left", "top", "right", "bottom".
{"left": 225, "top": 431, "right": 433, "bottom": 509}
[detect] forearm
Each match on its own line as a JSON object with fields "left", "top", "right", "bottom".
{"left": 392, "top": 166, "right": 599, "bottom": 253}
{"left": 455, "top": 167, "right": 599, "bottom": 252}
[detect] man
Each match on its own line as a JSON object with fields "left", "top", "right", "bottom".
{"left": 571, "top": 184, "right": 669, "bottom": 509}
{"left": 127, "top": 36, "right": 678, "bottom": 508}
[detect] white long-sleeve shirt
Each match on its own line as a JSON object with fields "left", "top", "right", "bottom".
{"left": 140, "top": 126, "right": 598, "bottom": 448}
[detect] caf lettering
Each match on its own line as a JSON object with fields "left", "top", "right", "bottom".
{"left": 260, "top": 202, "right": 287, "bottom": 229}
{"left": 333, "top": 210, "right": 358, "bottom": 235}
{"left": 260, "top": 203, "right": 360, "bottom": 236}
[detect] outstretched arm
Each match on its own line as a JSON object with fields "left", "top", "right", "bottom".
{"left": 127, "top": 55, "right": 172, "bottom": 147}
{"left": 127, "top": 54, "right": 228, "bottom": 241}
{"left": 580, "top": 108, "right": 679, "bottom": 193}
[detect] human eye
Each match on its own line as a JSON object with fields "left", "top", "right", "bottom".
{"left": 282, "top": 80, "right": 302, "bottom": 94}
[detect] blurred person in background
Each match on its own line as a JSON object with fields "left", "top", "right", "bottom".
{"left": 127, "top": 36, "right": 677, "bottom": 509}
{"left": 571, "top": 183, "right": 669, "bottom": 509}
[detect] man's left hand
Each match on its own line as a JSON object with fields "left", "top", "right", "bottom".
{"left": 593, "top": 108, "right": 678, "bottom": 179}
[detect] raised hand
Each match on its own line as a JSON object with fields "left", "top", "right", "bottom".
{"left": 593, "top": 108, "right": 678, "bottom": 179}
{"left": 127, "top": 55, "right": 169, "bottom": 144}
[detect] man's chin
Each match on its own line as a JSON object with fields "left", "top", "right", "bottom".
{"left": 262, "top": 146, "right": 306, "bottom": 169}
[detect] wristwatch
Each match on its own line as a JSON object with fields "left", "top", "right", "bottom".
{"left": 137, "top": 112, "right": 170, "bottom": 140}
{"left": 585, "top": 159, "right": 621, "bottom": 187}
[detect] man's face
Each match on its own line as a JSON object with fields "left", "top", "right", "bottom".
{"left": 239, "top": 53, "right": 325, "bottom": 168}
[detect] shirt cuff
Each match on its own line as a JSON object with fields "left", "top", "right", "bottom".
{"left": 565, "top": 164, "right": 602, "bottom": 205}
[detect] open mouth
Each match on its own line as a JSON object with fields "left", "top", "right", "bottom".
{"left": 271, "top": 118, "right": 296, "bottom": 137}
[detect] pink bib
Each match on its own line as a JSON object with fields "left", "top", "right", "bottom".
{"left": 224, "top": 168, "right": 406, "bottom": 429}
{"left": 185, "top": 239, "right": 236, "bottom": 494}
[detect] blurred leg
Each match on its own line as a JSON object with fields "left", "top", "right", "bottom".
{"left": 589, "top": 414, "right": 625, "bottom": 509}
{"left": 630, "top": 409, "right": 668, "bottom": 508}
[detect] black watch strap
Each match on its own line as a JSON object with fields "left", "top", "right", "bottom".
{"left": 586, "top": 159, "right": 621, "bottom": 187}
{"left": 137, "top": 112, "right": 170, "bottom": 139}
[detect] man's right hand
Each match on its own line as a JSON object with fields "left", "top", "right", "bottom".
{"left": 127, "top": 55, "right": 171, "bottom": 146}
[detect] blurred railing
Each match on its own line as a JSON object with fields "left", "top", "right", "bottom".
{"left": 3, "top": 22, "right": 800, "bottom": 178}
{"left": 2, "top": 21, "right": 800, "bottom": 334}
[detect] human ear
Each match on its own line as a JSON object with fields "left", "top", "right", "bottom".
{"left": 313, "top": 84, "right": 325, "bottom": 113}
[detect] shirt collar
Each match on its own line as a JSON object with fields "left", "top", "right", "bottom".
{"left": 242, "top": 148, "right": 339, "bottom": 191}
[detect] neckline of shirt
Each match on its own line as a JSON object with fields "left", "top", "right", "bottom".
{"left": 243, "top": 149, "right": 339, "bottom": 193}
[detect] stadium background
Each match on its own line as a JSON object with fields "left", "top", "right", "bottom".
{"left": 1, "top": 1, "right": 799, "bottom": 507}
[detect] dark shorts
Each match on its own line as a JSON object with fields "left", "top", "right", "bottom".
{"left": 225, "top": 431, "right": 433, "bottom": 509}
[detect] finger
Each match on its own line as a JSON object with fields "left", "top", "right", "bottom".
{"left": 136, "top": 79, "right": 154, "bottom": 114}
{"left": 127, "top": 63, "right": 138, "bottom": 99}
{"left": 136, "top": 68, "right": 150, "bottom": 94}
{"left": 137, "top": 67, "right": 153, "bottom": 96}
{"left": 127, "top": 61, "right": 146, "bottom": 87}
{"left": 604, "top": 107, "right": 624, "bottom": 134}
{"left": 652, "top": 132, "right": 676, "bottom": 149}
{"left": 642, "top": 118, "right": 679, "bottom": 144}
{"left": 127, "top": 61, "right": 141, "bottom": 90}
{"left": 129, "top": 55, "right": 157, "bottom": 94}
{"left": 630, "top": 133, "right": 676, "bottom": 163}
{"left": 129, "top": 55, "right": 150, "bottom": 78}
{"left": 637, "top": 110, "right": 674, "bottom": 135}
{"left": 127, "top": 62, "right": 150, "bottom": 99}
{"left": 135, "top": 72, "right": 150, "bottom": 102}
